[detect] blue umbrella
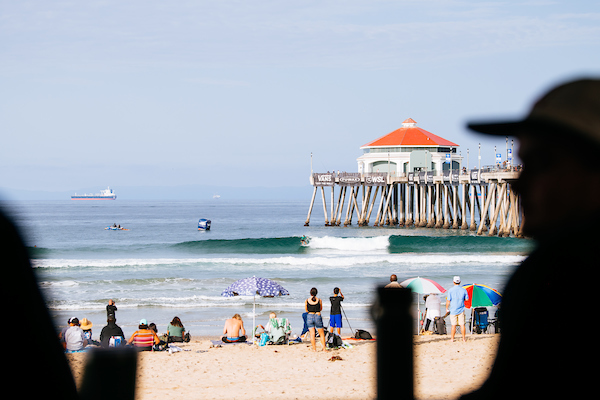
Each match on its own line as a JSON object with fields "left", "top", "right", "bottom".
{"left": 221, "top": 276, "right": 289, "bottom": 342}
{"left": 221, "top": 276, "right": 289, "bottom": 298}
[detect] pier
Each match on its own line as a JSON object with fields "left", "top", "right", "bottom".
{"left": 304, "top": 168, "right": 523, "bottom": 237}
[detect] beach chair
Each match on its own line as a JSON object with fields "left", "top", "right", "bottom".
{"left": 255, "top": 318, "right": 292, "bottom": 345}
{"left": 473, "top": 307, "right": 489, "bottom": 334}
{"left": 268, "top": 317, "right": 292, "bottom": 344}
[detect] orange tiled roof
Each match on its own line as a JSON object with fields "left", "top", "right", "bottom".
{"left": 361, "top": 119, "right": 459, "bottom": 148}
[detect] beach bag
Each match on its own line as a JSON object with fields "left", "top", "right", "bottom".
{"left": 259, "top": 333, "right": 270, "bottom": 347}
{"left": 327, "top": 332, "right": 343, "bottom": 348}
{"left": 109, "top": 336, "right": 123, "bottom": 347}
{"left": 184, "top": 332, "right": 191, "bottom": 342}
{"left": 354, "top": 329, "right": 372, "bottom": 340}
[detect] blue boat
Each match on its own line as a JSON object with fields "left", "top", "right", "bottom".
{"left": 198, "top": 219, "right": 211, "bottom": 231}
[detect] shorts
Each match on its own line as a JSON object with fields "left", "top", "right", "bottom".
{"left": 307, "top": 313, "right": 324, "bottom": 329}
{"left": 329, "top": 314, "right": 343, "bottom": 328}
{"left": 450, "top": 312, "right": 465, "bottom": 326}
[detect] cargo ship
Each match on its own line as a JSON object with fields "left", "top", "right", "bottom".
{"left": 71, "top": 187, "right": 117, "bottom": 200}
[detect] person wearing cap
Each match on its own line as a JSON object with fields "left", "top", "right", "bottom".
{"left": 445, "top": 276, "right": 469, "bottom": 342}
{"left": 461, "top": 78, "right": 600, "bottom": 399}
{"left": 127, "top": 318, "right": 160, "bottom": 351}
{"left": 63, "top": 317, "right": 87, "bottom": 352}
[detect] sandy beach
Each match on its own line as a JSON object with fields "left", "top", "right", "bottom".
{"left": 66, "top": 334, "right": 499, "bottom": 400}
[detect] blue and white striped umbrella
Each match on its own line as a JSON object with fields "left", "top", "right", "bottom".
{"left": 221, "top": 276, "right": 289, "bottom": 298}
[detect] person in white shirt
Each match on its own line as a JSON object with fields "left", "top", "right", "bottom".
{"left": 64, "top": 317, "right": 87, "bottom": 352}
{"left": 423, "top": 294, "right": 441, "bottom": 332}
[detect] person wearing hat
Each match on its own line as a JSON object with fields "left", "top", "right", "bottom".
{"left": 461, "top": 78, "right": 600, "bottom": 399}
{"left": 127, "top": 318, "right": 160, "bottom": 351}
{"left": 63, "top": 317, "right": 87, "bottom": 352}
{"left": 445, "top": 276, "right": 469, "bottom": 342}
{"left": 79, "top": 318, "right": 96, "bottom": 345}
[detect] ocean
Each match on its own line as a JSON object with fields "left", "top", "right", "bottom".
{"left": 2, "top": 199, "right": 533, "bottom": 339}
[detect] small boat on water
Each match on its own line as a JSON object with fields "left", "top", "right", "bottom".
{"left": 105, "top": 224, "right": 128, "bottom": 231}
{"left": 198, "top": 219, "right": 211, "bottom": 231}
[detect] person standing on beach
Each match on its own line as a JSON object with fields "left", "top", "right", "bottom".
{"left": 461, "top": 78, "right": 600, "bottom": 399}
{"left": 106, "top": 299, "right": 117, "bottom": 318}
{"left": 305, "top": 287, "right": 327, "bottom": 351}
{"left": 329, "top": 287, "right": 344, "bottom": 335}
{"left": 445, "top": 276, "right": 469, "bottom": 342}
{"left": 423, "top": 294, "right": 441, "bottom": 332}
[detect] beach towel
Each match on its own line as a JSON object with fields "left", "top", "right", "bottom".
{"left": 211, "top": 340, "right": 252, "bottom": 346}
{"left": 65, "top": 348, "right": 88, "bottom": 353}
{"left": 167, "top": 344, "right": 190, "bottom": 354}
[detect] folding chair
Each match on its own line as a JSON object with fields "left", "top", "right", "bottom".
{"left": 473, "top": 307, "right": 489, "bottom": 334}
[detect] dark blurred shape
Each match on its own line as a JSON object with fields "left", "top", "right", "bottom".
{"left": 373, "top": 286, "right": 413, "bottom": 400}
{"left": 1, "top": 207, "right": 79, "bottom": 398}
{"left": 1, "top": 205, "right": 137, "bottom": 399}
{"left": 79, "top": 348, "right": 137, "bottom": 400}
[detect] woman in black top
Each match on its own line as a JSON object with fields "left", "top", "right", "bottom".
{"left": 305, "top": 287, "right": 327, "bottom": 351}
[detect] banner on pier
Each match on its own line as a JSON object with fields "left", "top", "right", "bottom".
{"left": 470, "top": 169, "right": 480, "bottom": 183}
{"left": 364, "top": 172, "right": 387, "bottom": 186}
{"left": 443, "top": 170, "right": 460, "bottom": 185}
{"left": 313, "top": 173, "right": 335, "bottom": 186}
{"left": 339, "top": 172, "right": 361, "bottom": 186}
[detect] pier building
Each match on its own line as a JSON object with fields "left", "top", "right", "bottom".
{"left": 305, "top": 119, "right": 522, "bottom": 237}
{"left": 357, "top": 118, "right": 461, "bottom": 175}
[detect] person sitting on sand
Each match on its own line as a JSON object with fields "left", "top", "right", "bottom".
{"left": 64, "top": 318, "right": 87, "bottom": 352}
{"left": 99, "top": 315, "right": 125, "bottom": 348}
{"left": 80, "top": 318, "right": 98, "bottom": 346}
{"left": 127, "top": 319, "right": 160, "bottom": 351}
{"left": 222, "top": 314, "right": 246, "bottom": 343}
{"left": 167, "top": 316, "right": 186, "bottom": 343}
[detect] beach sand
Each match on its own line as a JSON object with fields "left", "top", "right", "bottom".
{"left": 66, "top": 334, "right": 499, "bottom": 400}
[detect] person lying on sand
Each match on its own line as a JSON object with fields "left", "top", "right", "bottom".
{"left": 222, "top": 314, "right": 246, "bottom": 343}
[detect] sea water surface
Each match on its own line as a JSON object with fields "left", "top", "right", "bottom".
{"left": 3, "top": 199, "right": 534, "bottom": 338}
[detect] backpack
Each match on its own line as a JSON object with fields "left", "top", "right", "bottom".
{"left": 327, "top": 332, "right": 343, "bottom": 348}
{"left": 354, "top": 329, "right": 373, "bottom": 340}
{"left": 434, "top": 317, "right": 446, "bottom": 335}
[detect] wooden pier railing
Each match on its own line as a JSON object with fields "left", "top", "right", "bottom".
{"left": 305, "top": 169, "right": 522, "bottom": 237}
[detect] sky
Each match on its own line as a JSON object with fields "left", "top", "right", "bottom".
{"left": 1, "top": 1, "right": 600, "bottom": 198}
